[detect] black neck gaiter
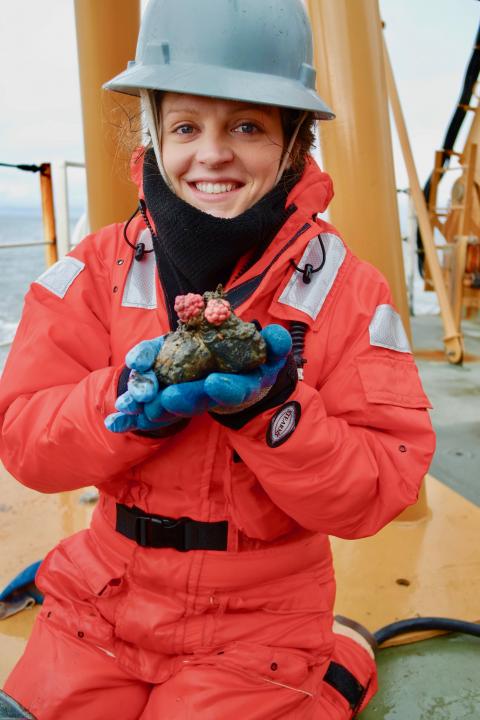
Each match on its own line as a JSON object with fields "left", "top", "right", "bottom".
{"left": 142, "top": 149, "right": 297, "bottom": 325}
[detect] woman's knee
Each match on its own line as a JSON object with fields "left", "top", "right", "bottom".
{"left": 4, "top": 618, "right": 150, "bottom": 720}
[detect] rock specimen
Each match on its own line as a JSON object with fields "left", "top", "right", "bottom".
{"left": 154, "top": 287, "right": 267, "bottom": 385}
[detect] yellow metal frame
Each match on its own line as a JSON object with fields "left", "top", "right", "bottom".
{"left": 427, "top": 142, "right": 480, "bottom": 329}
{"left": 381, "top": 35, "right": 464, "bottom": 364}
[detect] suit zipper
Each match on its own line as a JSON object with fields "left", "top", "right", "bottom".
{"left": 225, "top": 222, "right": 311, "bottom": 310}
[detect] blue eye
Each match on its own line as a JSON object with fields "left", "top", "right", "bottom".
{"left": 235, "top": 123, "right": 258, "bottom": 134}
{"left": 176, "top": 125, "right": 194, "bottom": 135}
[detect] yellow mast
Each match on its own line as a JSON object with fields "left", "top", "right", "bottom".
{"left": 74, "top": 0, "right": 140, "bottom": 232}
{"left": 306, "top": 0, "right": 410, "bottom": 333}
{"left": 306, "top": 0, "right": 428, "bottom": 519}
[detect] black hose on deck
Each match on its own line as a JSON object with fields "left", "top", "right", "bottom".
{"left": 374, "top": 616, "right": 480, "bottom": 645}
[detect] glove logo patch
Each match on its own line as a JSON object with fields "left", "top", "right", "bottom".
{"left": 267, "top": 401, "right": 301, "bottom": 448}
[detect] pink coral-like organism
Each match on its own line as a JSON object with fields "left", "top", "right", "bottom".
{"left": 174, "top": 293, "right": 205, "bottom": 323}
{"left": 154, "top": 286, "right": 266, "bottom": 383}
{"left": 204, "top": 298, "right": 231, "bottom": 326}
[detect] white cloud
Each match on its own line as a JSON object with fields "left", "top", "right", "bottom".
{"left": 0, "top": 0, "right": 84, "bottom": 208}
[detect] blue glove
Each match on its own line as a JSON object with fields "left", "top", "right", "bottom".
{"left": 105, "top": 325, "right": 295, "bottom": 433}
{"left": 105, "top": 336, "right": 181, "bottom": 434}
{"left": 160, "top": 325, "right": 296, "bottom": 427}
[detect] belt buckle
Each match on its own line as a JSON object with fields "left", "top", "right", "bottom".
{"left": 134, "top": 514, "right": 188, "bottom": 550}
{"left": 134, "top": 514, "right": 150, "bottom": 547}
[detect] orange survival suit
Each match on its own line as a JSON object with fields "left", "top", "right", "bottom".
{"left": 0, "top": 156, "right": 435, "bottom": 719}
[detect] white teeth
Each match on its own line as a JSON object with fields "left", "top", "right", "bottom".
{"left": 195, "top": 182, "right": 236, "bottom": 194}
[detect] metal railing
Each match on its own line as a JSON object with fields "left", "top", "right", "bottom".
{"left": 52, "top": 161, "right": 87, "bottom": 257}
{"left": 0, "top": 160, "right": 86, "bottom": 354}
{"left": 0, "top": 160, "right": 86, "bottom": 256}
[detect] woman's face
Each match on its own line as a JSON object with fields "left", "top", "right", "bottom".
{"left": 160, "top": 93, "right": 284, "bottom": 218}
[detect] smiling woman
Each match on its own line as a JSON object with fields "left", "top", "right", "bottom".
{"left": 160, "top": 94, "right": 285, "bottom": 218}
{"left": 0, "top": 1, "right": 436, "bottom": 719}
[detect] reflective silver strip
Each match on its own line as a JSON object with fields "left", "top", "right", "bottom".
{"left": 121, "top": 229, "right": 157, "bottom": 309}
{"left": 369, "top": 304, "right": 411, "bottom": 353}
{"left": 278, "top": 233, "right": 346, "bottom": 320}
{"left": 34, "top": 256, "right": 85, "bottom": 298}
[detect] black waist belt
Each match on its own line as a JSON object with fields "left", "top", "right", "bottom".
{"left": 115, "top": 504, "right": 228, "bottom": 552}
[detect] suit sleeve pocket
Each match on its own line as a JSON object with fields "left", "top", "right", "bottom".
{"left": 356, "top": 356, "right": 432, "bottom": 409}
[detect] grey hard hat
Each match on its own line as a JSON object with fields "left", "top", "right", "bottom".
{"left": 104, "top": 0, "right": 334, "bottom": 119}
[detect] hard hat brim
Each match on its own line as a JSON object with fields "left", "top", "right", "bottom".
{"left": 104, "top": 62, "right": 335, "bottom": 120}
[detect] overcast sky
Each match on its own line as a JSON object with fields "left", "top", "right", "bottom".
{"left": 0, "top": 0, "right": 478, "bottom": 212}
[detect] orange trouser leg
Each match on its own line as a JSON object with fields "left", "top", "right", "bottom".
{"left": 140, "top": 634, "right": 377, "bottom": 720}
{"left": 3, "top": 618, "right": 151, "bottom": 720}
{"left": 4, "top": 620, "right": 376, "bottom": 720}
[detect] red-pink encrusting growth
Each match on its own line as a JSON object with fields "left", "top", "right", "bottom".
{"left": 174, "top": 293, "right": 205, "bottom": 323}
{"left": 204, "top": 298, "right": 231, "bottom": 326}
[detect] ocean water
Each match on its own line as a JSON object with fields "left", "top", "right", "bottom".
{"left": 0, "top": 206, "right": 438, "bottom": 372}
{"left": 0, "top": 208, "right": 81, "bottom": 370}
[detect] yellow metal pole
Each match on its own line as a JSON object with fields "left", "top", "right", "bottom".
{"left": 460, "top": 143, "right": 477, "bottom": 236}
{"left": 306, "top": 0, "right": 410, "bottom": 334}
{"left": 461, "top": 94, "right": 480, "bottom": 168}
{"left": 452, "top": 143, "right": 478, "bottom": 328}
{"left": 306, "top": 0, "right": 428, "bottom": 520}
{"left": 39, "top": 163, "right": 58, "bottom": 268}
{"left": 74, "top": 0, "right": 140, "bottom": 233}
{"left": 382, "top": 35, "right": 464, "bottom": 365}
